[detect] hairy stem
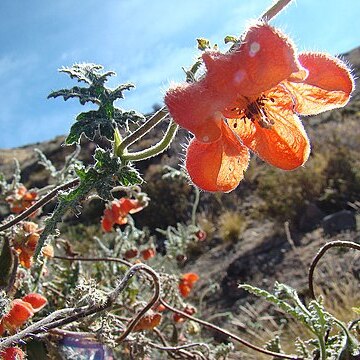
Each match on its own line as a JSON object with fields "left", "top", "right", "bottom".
{"left": 308, "top": 240, "right": 360, "bottom": 299}
{"left": 122, "top": 120, "right": 178, "bottom": 162}
{"left": 116, "top": 106, "right": 168, "bottom": 156}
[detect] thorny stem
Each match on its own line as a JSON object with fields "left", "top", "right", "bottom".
{"left": 260, "top": 0, "right": 293, "bottom": 21}
{"left": 160, "top": 299, "right": 301, "bottom": 360}
{"left": 0, "top": 178, "right": 79, "bottom": 232}
{"left": 116, "top": 106, "right": 168, "bottom": 156}
{"left": 122, "top": 120, "right": 178, "bottom": 162}
{"left": 308, "top": 240, "right": 360, "bottom": 299}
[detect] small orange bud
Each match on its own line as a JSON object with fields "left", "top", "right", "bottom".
{"left": 133, "top": 312, "right": 162, "bottom": 332}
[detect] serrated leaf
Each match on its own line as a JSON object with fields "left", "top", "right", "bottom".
{"left": 66, "top": 110, "right": 115, "bottom": 144}
{"left": 48, "top": 86, "right": 101, "bottom": 105}
{"left": 117, "top": 166, "right": 143, "bottom": 187}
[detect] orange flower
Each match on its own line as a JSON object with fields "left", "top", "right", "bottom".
{"left": 5, "top": 185, "right": 39, "bottom": 215}
{"left": 165, "top": 23, "right": 354, "bottom": 192}
{"left": 12, "top": 222, "right": 53, "bottom": 269}
{"left": 0, "top": 347, "right": 25, "bottom": 360}
{"left": 133, "top": 311, "right": 162, "bottom": 332}
{"left": 0, "top": 294, "right": 47, "bottom": 335}
{"left": 179, "top": 273, "right": 199, "bottom": 298}
{"left": 101, "top": 198, "right": 144, "bottom": 232}
{"left": 141, "top": 248, "right": 156, "bottom": 261}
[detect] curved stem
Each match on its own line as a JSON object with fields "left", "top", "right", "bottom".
{"left": 115, "top": 264, "right": 161, "bottom": 342}
{"left": 160, "top": 299, "right": 301, "bottom": 360}
{"left": 0, "top": 178, "right": 79, "bottom": 232}
{"left": 308, "top": 240, "right": 360, "bottom": 300}
{"left": 53, "top": 254, "right": 132, "bottom": 267}
{"left": 122, "top": 120, "right": 178, "bottom": 162}
{"left": 260, "top": 0, "right": 293, "bottom": 21}
{"left": 116, "top": 106, "right": 168, "bottom": 156}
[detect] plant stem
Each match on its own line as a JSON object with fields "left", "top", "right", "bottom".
{"left": 116, "top": 106, "right": 168, "bottom": 156}
{"left": 308, "top": 240, "right": 360, "bottom": 299}
{"left": 160, "top": 299, "right": 301, "bottom": 360}
{"left": 260, "top": 0, "right": 293, "bottom": 21}
{"left": 122, "top": 120, "right": 178, "bottom": 162}
{"left": 191, "top": 187, "right": 200, "bottom": 226}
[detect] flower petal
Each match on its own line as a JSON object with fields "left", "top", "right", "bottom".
{"left": 22, "top": 293, "right": 47, "bottom": 312}
{"left": 284, "top": 52, "right": 354, "bottom": 115}
{"left": 186, "top": 122, "right": 249, "bottom": 192}
{"left": 202, "top": 23, "right": 305, "bottom": 98}
{"left": 229, "top": 86, "right": 310, "bottom": 170}
{"left": 165, "top": 81, "right": 223, "bottom": 142}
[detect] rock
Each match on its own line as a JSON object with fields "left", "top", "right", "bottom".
{"left": 322, "top": 210, "right": 357, "bottom": 235}
{"left": 298, "top": 203, "right": 325, "bottom": 232}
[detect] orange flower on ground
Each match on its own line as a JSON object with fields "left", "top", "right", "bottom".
{"left": 12, "top": 222, "right": 53, "bottom": 269}
{"left": 179, "top": 273, "right": 199, "bottom": 298}
{"left": 5, "top": 185, "right": 39, "bottom": 215}
{"left": 165, "top": 23, "right": 354, "bottom": 192}
{"left": 0, "top": 293, "right": 47, "bottom": 335}
{"left": 0, "top": 347, "right": 25, "bottom": 360}
{"left": 133, "top": 311, "right": 162, "bottom": 332}
{"left": 101, "top": 198, "right": 144, "bottom": 232}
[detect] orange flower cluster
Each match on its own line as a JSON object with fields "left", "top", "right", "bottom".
{"left": 165, "top": 23, "right": 354, "bottom": 192}
{"left": 5, "top": 185, "right": 38, "bottom": 215}
{"left": 179, "top": 273, "right": 199, "bottom": 298}
{"left": 0, "top": 347, "right": 25, "bottom": 360}
{"left": 0, "top": 293, "right": 47, "bottom": 336}
{"left": 12, "top": 222, "right": 54, "bottom": 268}
{"left": 101, "top": 198, "right": 144, "bottom": 232}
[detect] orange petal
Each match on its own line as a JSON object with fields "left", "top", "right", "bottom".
{"left": 179, "top": 284, "right": 192, "bottom": 298}
{"left": 133, "top": 312, "right": 162, "bottom": 332}
{"left": 181, "top": 273, "right": 199, "bottom": 284}
{"left": 22, "top": 293, "right": 47, "bottom": 312}
{"left": 120, "top": 198, "right": 144, "bottom": 215}
{"left": 101, "top": 216, "right": 114, "bottom": 232}
{"left": 0, "top": 347, "right": 26, "bottom": 360}
{"left": 203, "top": 23, "right": 304, "bottom": 98}
{"left": 284, "top": 52, "right": 354, "bottom": 115}
{"left": 186, "top": 122, "right": 249, "bottom": 192}
{"left": 229, "top": 86, "right": 310, "bottom": 170}
{"left": 2, "top": 300, "right": 34, "bottom": 330}
{"left": 165, "top": 81, "right": 224, "bottom": 142}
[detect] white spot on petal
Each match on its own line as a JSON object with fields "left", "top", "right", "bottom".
{"left": 234, "top": 69, "right": 245, "bottom": 84}
{"left": 202, "top": 135, "right": 209, "bottom": 142}
{"left": 249, "top": 42, "right": 260, "bottom": 57}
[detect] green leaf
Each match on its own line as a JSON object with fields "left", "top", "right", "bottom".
{"left": 117, "top": 166, "right": 143, "bottom": 187}
{"left": 197, "top": 38, "right": 210, "bottom": 51}
{"left": 224, "top": 35, "right": 238, "bottom": 44}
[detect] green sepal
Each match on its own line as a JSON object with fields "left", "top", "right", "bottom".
{"left": 224, "top": 35, "right": 238, "bottom": 44}
{"left": 197, "top": 38, "right": 210, "bottom": 51}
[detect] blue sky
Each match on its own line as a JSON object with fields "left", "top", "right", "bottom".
{"left": 0, "top": 0, "right": 359, "bottom": 149}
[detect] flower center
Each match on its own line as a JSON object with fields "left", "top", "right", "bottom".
{"left": 231, "top": 95, "right": 275, "bottom": 129}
